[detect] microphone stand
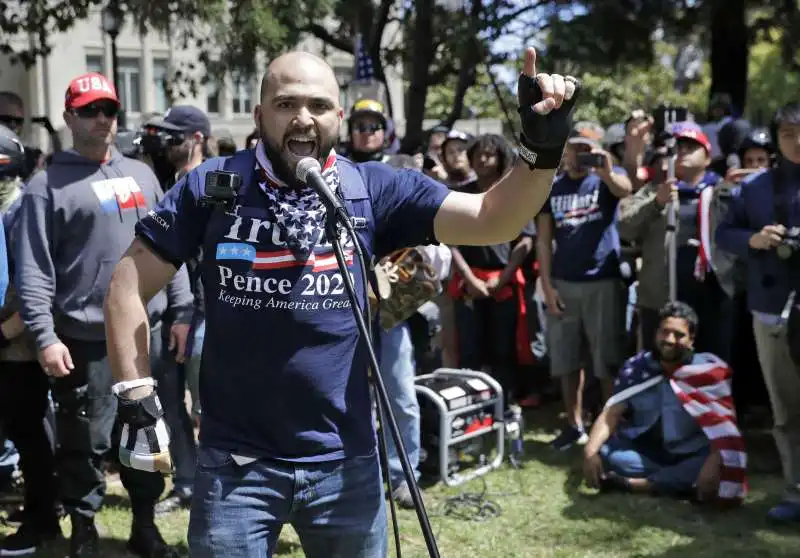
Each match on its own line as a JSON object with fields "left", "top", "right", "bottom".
{"left": 321, "top": 202, "right": 441, "bottom": 558}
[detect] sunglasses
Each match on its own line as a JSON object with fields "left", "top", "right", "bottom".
{"left": 0, "top": 115, "right": 24, "bottom": 129}
{"left": 353, "top": 123, "right": 384, "bottom": 134}
{"left": 73, "top": 102, "right": 119, "bottom": 119}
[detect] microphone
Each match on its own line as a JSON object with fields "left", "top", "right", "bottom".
{"left": 295, "top": 157, "right": 346, "bottom": 215}
{"left": 726, "top": 153, "right": 741, "bottom": 171}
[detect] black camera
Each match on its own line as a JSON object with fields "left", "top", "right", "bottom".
{"left": 776, "top": 226, "right": 800, "bottom": 260}
{"left": 200, "top": 171, "right": 242, "bottom": 210}
{"left": 576, "top": 152, "right": 605, "bottom": 170}
{"left": 139, "top": 126, "right": 185, "bottom": 156}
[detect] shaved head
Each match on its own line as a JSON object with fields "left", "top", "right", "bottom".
{"left": 260, "top": 51, "right": 340, "bottom": 102}
{"left": 253, "top": 50, "right": 344, "bottom": 184}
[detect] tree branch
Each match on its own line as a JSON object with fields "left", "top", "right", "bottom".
{"left": 305, "top": 22, "right": 352, "bottom": 53}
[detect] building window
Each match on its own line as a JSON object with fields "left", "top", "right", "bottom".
{"left": 231, "top": 75, "right": 252, "bottom": 115}
{"left": 118, "top": 57, "right": 141, "bottom": 113}
{"left": 206, "top": 80, "right": 220, "bottom": 114}
{"left": 86, "top": 54, "right": 104, "bottom": 74}
{"left": 153, "top": 59, "right": 170, "bottom": 113}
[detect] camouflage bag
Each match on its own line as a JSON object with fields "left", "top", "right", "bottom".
{"left": 375, "top": 247, "right": 442, "bottom": 331}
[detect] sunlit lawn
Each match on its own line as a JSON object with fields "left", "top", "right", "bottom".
{"left": 3, "top": 405, "right": 799, "bottom": 557}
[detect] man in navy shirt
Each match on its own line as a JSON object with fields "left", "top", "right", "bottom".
{"left": 536, "top": 121, "right": 632, "bottom": 451}
{"left": 103, "top": 48, "right": 579, "bottom": 557}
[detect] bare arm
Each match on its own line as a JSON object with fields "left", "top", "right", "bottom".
{"left": 584, "top": 402, "right": 626, "bottom": 458}
{"left": 535, "top": 213, "right": 555, "bottom": 292}
{"left": 449, "top": 246, "right": 476, "bottom": 282}
{"left": 104, "top": 239, "right": 179, "bottom": 398}
{"left": 497, "top": 236, "right": 533, "bottom": 287}
{"left": 597, "top": 168, "right": 633, "bottom": 199}
{"left": 433, "top": 165, "right": 556, "bottom": 246}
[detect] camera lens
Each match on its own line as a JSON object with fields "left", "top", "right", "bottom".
{"left": 777, "top": 244, "right": 793, "bottom": 260}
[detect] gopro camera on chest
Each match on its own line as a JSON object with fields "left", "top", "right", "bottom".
{"left": 200, "top": 171, "right": 242, "bottom": 210}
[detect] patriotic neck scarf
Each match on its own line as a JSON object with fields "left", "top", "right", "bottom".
{"left": 606, "top": 352, "right": 748, "bottom": 505}
{"left": 254, "top": 140, "right": 340, "bottom": 261}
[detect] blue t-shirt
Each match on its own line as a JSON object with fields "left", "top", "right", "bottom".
{"left": 135, "top": 153, "right": 450, "bottom": 462}
{"left": 542, "top": 169, "right": 625, "bottom": 281}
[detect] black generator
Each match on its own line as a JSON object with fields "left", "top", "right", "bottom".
{"left": 415, "top": 368, "right": 505, "bottom": 486}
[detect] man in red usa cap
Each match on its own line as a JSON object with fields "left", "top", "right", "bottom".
{"left": 10, "top": 70, "right": 192, "bottom": 557}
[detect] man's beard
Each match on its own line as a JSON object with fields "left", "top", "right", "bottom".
{"left": 654, "top": 343, "right": 691, "bottom": 366}
{"left": 262, "top": 134, "right": 337, "bottom": 188}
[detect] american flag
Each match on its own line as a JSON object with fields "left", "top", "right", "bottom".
{"left": 216, "top": 243, "right": 353, "bottom": 272}
{"left": 254, "top": 143, "right": 340, "bottom": 261}
{"left": 353, "top": 33, "right": 375, "bottom": 84}
{"left": 607, "top": 352, "right": 748, "bottom": 504}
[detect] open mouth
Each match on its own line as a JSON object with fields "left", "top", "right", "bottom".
{"left": 286, "top": 137, "right": 317, "bottom": 157}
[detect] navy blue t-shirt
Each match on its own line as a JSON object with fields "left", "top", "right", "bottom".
{"left": 541, "top": 168, "right": 625, "bottom": 281}
{"left": 135, "top": 154, "right": 450, "bottom": 462}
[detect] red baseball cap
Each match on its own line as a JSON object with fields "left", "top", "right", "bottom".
{"left": 64, "top": 73, "right": 120, "bottom": 110}
{"left": 672, "top": 123, "right": 712, "bottom": 154}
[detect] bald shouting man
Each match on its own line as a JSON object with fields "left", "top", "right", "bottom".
{"left": 104, "top": 49, "right": 580, "bottom": 557}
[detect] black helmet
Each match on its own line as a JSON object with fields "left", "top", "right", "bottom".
{"left": 738, "top": 127, "right": 773, "bottom": 159}
{"left": 0, "top": 123, "right": 25, "bottom": 178}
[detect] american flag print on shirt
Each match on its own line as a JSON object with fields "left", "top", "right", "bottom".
{"left": 216, "top": 242, "right": 353, "bottom": 272}
{"left": 606, "top": 352, "right": 747, "bottom": 505}
{"left": 90, "top": 177, "right": 146, "bottom": 214}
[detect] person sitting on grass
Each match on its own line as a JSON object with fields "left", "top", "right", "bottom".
{"left": 583, "top": 301, "right": 747, "bottom": 505}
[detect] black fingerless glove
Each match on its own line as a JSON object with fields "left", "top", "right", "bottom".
{"left": 517, "top": 73, "right": 581, "bottom": 170}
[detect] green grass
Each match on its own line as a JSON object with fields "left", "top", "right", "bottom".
{"left": 3, "top": 406, "right": 800, "bottom": 557}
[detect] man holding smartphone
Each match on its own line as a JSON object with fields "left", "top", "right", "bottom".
{"left": 536, "top": 121, "right": 633, "bottom": 451}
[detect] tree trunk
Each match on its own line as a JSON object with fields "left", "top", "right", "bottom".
{"left": 400, "top": 0, "right": 436, "bottom": 153}
{"left": 441, "top": 0, "right": 482, "bottom": 129}
{"left": 709, "top": 0, "right": 748, "bottom": 117}
{"left": 367, "top": 0, "right": 395, "bottom": 118}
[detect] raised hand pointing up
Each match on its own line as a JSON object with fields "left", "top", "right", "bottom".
{"left": 516, "top": 47, "right": 581, "bottom": 171}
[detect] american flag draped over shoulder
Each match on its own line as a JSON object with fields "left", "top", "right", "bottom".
{"left": 606, "top": 352, "right": 748, "bottom": 505}
{"left": 254, "top": 140, "right": 340, "bottom": 262}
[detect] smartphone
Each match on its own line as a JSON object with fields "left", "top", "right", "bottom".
{"left": 576, "top": 152, "right": 605, "bottom": 169}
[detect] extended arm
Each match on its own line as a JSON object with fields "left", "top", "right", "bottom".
{"left": 104, "top": 239, "right": 179, "bottom": 398}
{"left": 433, "top": 47, "right": 578, "bottom": 247}
{"left": 433, "top": 166, "right": 557, "bottom": 246}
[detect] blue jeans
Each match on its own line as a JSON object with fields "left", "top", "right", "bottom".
{"left": 188, "top": 447, "right": 388, "bottom": 557}
{"left": 378, "top": 322, "right": 421, "bottom": 487}
{"left": 600, "top": 435, "right": 709, "bottom": 494}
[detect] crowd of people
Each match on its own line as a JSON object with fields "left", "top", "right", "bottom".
{"left": 0, "top": 55, "right": 798, "bottom": 558}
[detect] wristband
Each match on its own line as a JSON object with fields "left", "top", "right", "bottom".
{"left": 518, "top": 133, "right": 566, "bottom": 171}
{"left": 117, "top": 390, "right": 164, "bottom": 427}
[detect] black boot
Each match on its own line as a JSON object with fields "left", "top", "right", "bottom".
{"left": 69, "top": 514, "right": 99, "bottom": 558}
{"left": 127, "top": 507, "right": 179, "bottom": 558}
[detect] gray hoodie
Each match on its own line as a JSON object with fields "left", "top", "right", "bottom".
{"left": 14, "top": 148, "right": 193, "bottom": 351}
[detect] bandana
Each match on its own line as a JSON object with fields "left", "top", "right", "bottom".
{"left": 254, "top": 140, "right": 340, "bottom": 261}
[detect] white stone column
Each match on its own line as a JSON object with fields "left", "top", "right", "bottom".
{"left": 141, "top": 31, "right": 155, "bottom": 114}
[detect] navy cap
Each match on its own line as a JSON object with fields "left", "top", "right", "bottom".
{"left": 147, "top": 105, "right": 211, "bottom": 137}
